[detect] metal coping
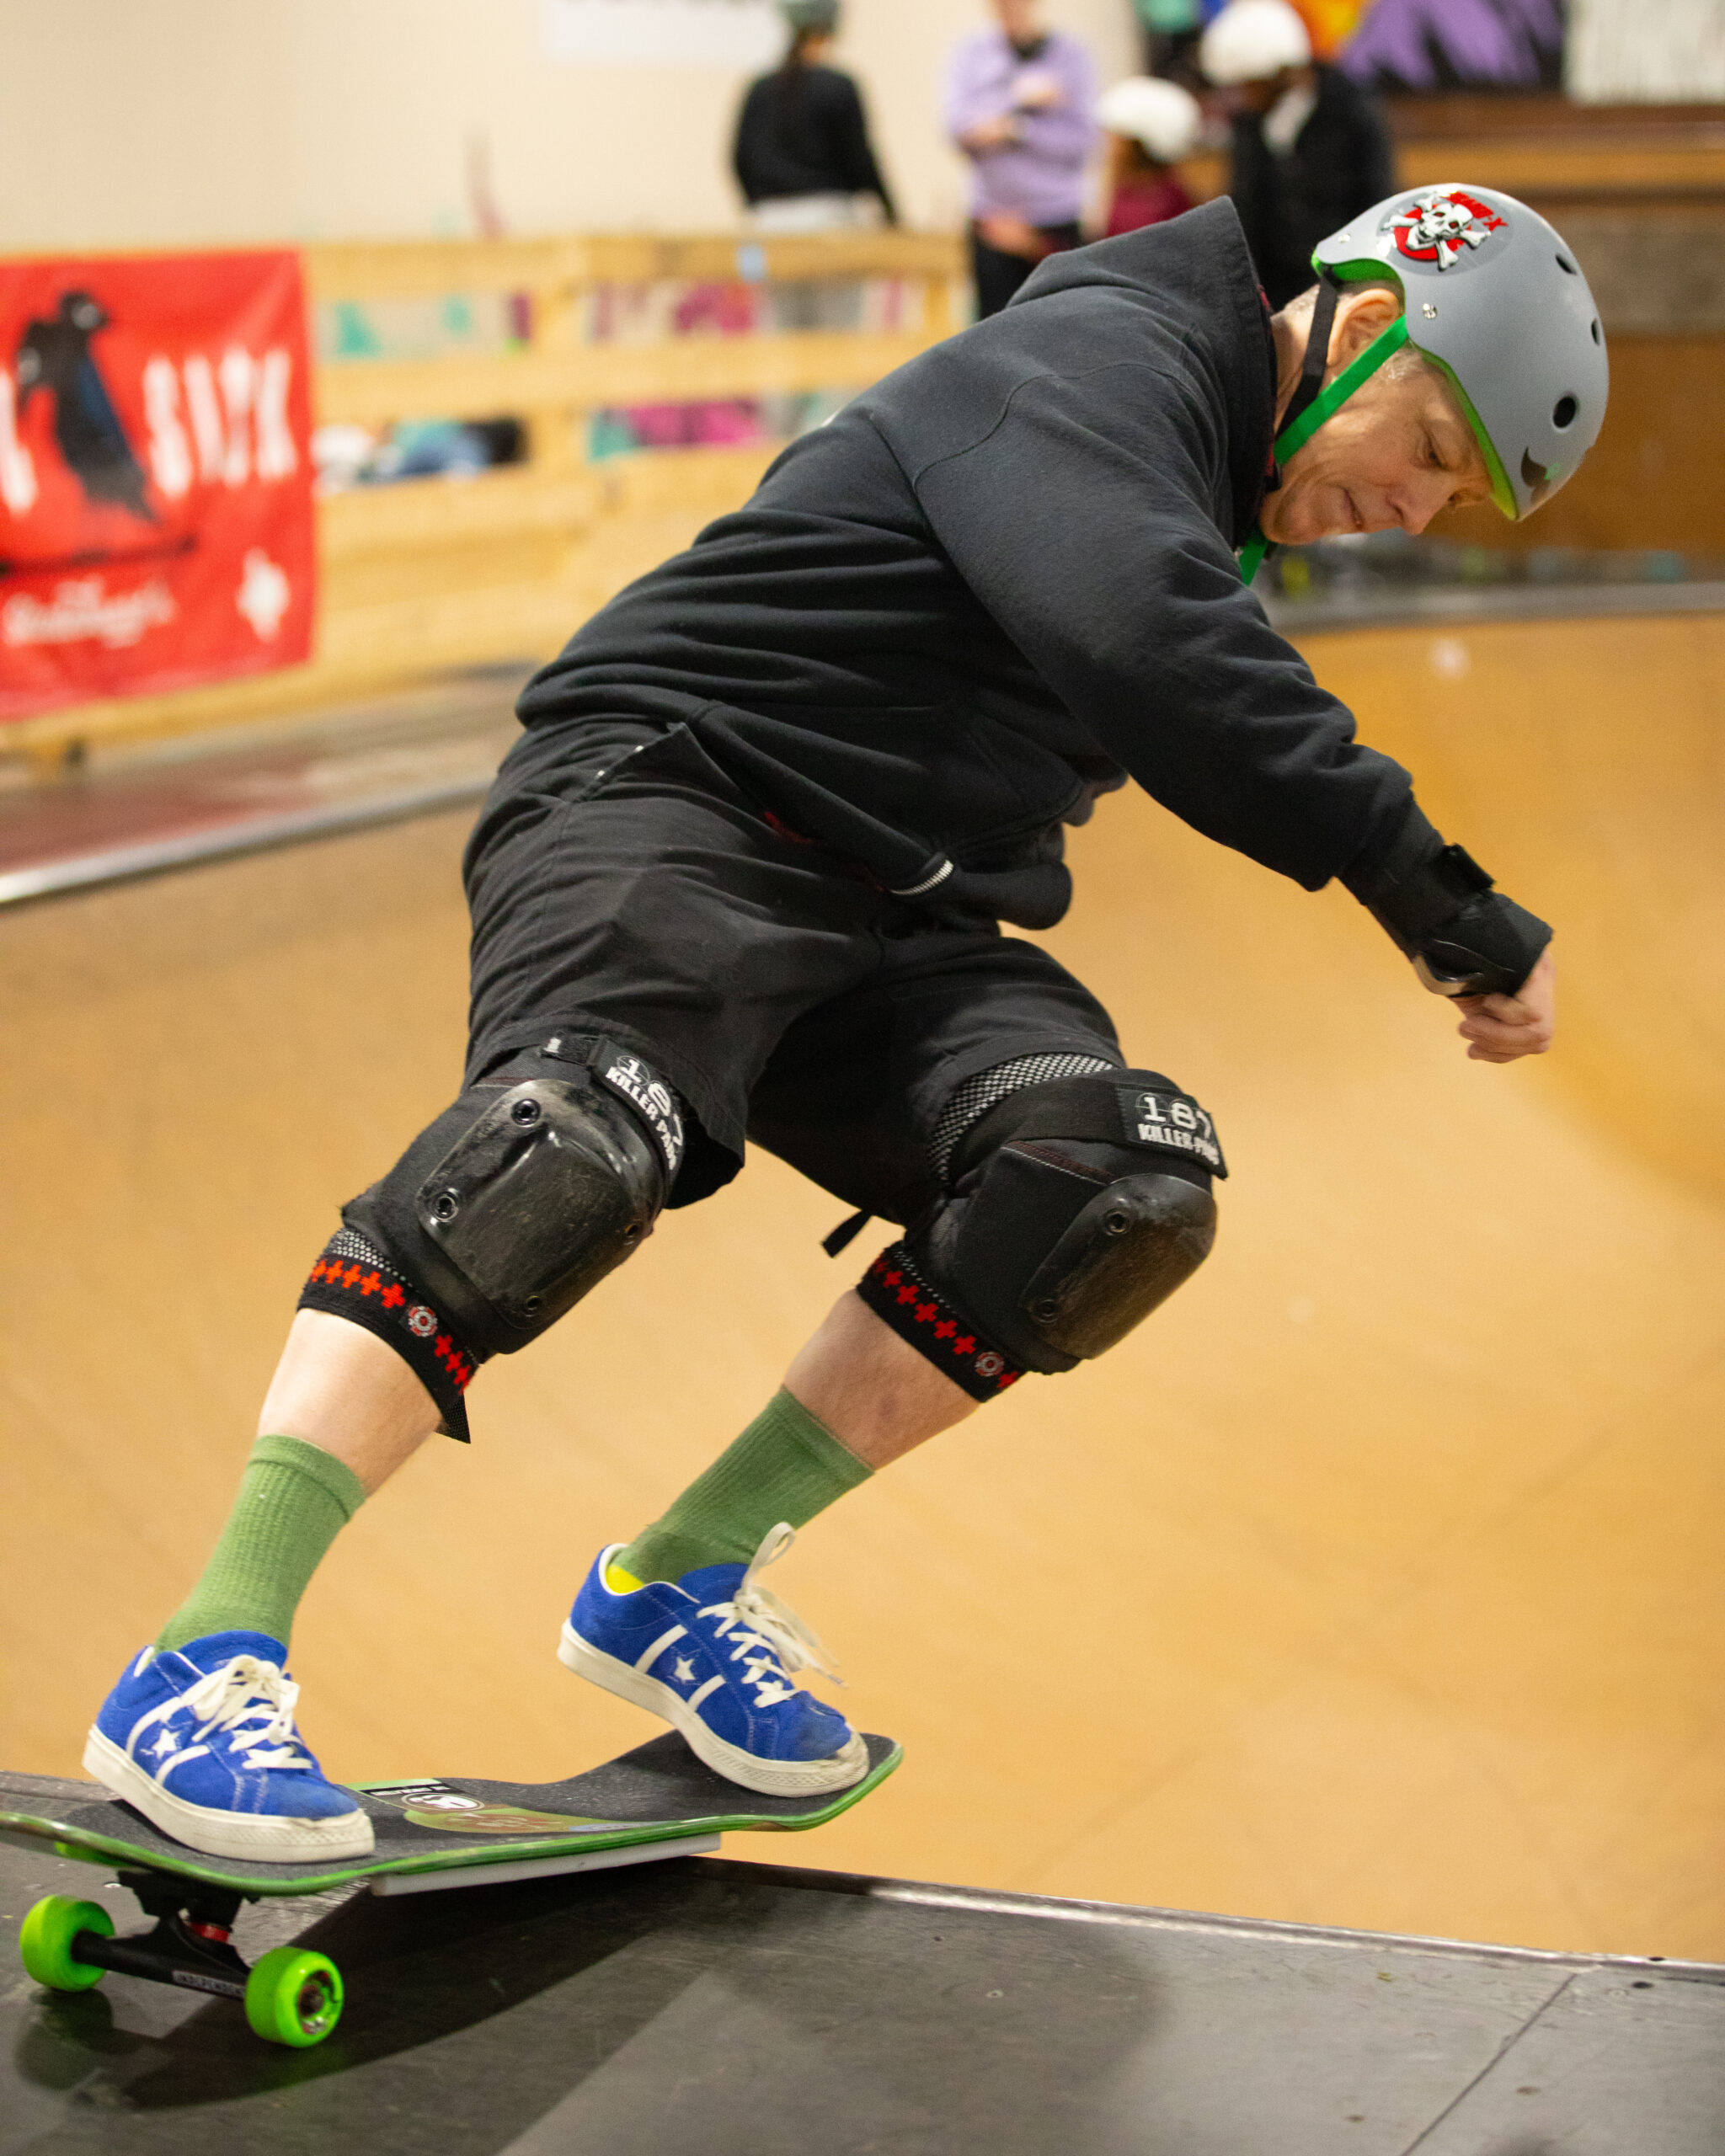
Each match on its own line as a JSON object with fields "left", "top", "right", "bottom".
{"left": 0, "top": 773, "right": 494, "bottom": 910}
{"left": 701, "top": 1857, "right": 1725, "bottom": 1981}
{"left": 1265, "top": 577, "right": 1725, "bottom": 636}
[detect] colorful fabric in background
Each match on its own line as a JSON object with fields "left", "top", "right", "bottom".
{"left": 1140, "top": 0, "right": 1567, "bottom": 82}
{"left": 0, "top": 252, "right": 313, "bottom": 723}
{"left": 1131, "top": 0, "right": 1225, "bottom": 33}
{"left": 1336, "top": 0, "right": 1567, "bottom": 89}
{"left": 1290, "top": 0, "right": 1375, "bottom": 59}
{"left": 1131, "top": 0, "right": 1365, "bottom": 53}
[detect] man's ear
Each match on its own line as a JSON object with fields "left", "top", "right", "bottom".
{"left": 1328, "top": 288, "right": 1401, "bottom": 371}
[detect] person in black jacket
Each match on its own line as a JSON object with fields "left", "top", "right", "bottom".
{"left": 732, "top": 0, "right": 895, "bottom": 228}
{"left": 86, "top": 199, "right": 1573, "bottom": 1856}
{"left": 1201, "top": 0, "right": 1394, "bottom": 307}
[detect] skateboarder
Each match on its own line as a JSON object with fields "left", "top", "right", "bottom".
{"left": 88, "top": 185, "right": 1605, "bottom": 1860}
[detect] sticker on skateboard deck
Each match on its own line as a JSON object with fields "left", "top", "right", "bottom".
{"left": 4, "top": 1732, "right": 900, "bottom": 2047}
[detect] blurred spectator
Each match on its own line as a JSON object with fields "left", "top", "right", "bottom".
{"left": 733, "top": 0, "right": 897, "bottom": 232}
{"left": 1201, "top": 0, "right": 1392, "bottom": 307}
{"left": 1097, "top": 77, "right": 1200, "bottom": 237}
{"left": 1130, "top": 0, "right": 1210, "bottom": 86}
{"left": 947, "top": 0, "right": 1097, "bottom": 318}
{"left": 311, "top": 417, "right": 525, "bottom": 493}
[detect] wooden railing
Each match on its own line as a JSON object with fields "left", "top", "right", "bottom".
{"left": 1177, "top": 117, "right": 1725, "bottom": 221}
{"left": 5, "top": 229, "right": 964, "bottom": 771}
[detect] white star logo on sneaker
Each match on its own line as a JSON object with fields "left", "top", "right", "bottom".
{"left": 672, "top": 1656, "right": 697, "bottom": 1684}
{"left": 149, "top": 1731, "right": 179, "bottom": 1758}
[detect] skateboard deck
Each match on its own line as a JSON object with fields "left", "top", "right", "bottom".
{"left": 6, "top": 1734, "right": 900, "bottom": 2046}
{"left": 1, "top": 1731, "right": 900, "bottom": 1896}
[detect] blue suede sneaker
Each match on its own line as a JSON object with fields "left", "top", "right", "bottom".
{"left": 558, "top": 1525, "right": 868, "bottom": 1796}
{"left": 85, "top": 1631, "right": 373, "bottom": 1862}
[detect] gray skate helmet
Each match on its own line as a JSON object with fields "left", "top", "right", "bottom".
{"left": 1311, "top": 184, "right": 1609, "bottom": 520}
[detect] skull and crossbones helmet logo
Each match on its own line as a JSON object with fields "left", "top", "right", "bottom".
{"left": 1390, "top": 189, "right": 1506, "bottom": 272}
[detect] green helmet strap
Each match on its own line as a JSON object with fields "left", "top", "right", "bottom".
{"left": 1237, "top": 310, "right": 1412, "bottom": 584}
{"left": 1236, "top": 526, "right": 1273, "bottom": 584}
{"left": 1273, "top": 312, "right": 1409, "bottom": 464}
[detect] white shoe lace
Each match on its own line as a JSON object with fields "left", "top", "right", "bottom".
{"left": 179, "top": 1655, "right": 316, "bottom": 1771}
{"left": 697, "top": 1524, "right": 845, "bottom": 1707}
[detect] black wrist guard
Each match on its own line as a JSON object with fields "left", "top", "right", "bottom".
{"left": 1345, "top": 805, "right": 1551, "bottom": 1000}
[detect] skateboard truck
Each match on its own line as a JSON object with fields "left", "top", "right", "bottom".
{"left": 20, "top": 1874, "right": 344, "bottom": 2047}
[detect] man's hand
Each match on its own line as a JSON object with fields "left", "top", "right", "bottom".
{"left": 1452, "top": 945, "right": 1555, "bottom": 1064}
{"left": 1012, "top": 69, "right": 1064, "bottom": 109}
{"left": 959, "top": 114, "right": 1021, "bottom": 152}
{"left": 976, "top": 212, "right": 1049, "bottom": 261}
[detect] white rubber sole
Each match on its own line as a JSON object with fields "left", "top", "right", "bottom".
{"left": 558, "top": 1623, "right": 869, "bottom": 1798}
{"left": 83, "top": 1726, "right": 376, "bottom": 1863}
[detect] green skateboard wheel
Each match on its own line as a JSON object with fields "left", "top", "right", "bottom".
{"left": 243, "top": 1945, "right": 344, "bottom": 2047}
{"left": 19, "top": 1896, "right": 114, "bottom": 1991}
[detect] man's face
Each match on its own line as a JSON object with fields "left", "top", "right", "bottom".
{"left": 1259, "top": 354, "right": 1493, "bottom": 545}
{"left": 1233, "top": 65, "right": 1303, "bottom": 115}
{"left": 991, "top": 0, "right": 1042, "bottom": 42}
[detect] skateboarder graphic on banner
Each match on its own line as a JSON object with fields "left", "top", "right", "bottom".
{"left": 0, "top": 250, "right": 314, "bottom": 721}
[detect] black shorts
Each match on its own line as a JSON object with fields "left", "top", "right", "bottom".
{"left": 462, "top": 718, "right": 1123, "bottom": 1225}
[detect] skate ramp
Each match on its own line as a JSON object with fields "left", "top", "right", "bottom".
{"left": 1, "top": 609, "right": 1722, "bottom": 1962}
{"left": 3, "top": 1811, "right": 1721, "bottom": 2155}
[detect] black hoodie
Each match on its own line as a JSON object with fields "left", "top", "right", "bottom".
{"left": 519, "top": 200, "right": 1416, "bottom": 931}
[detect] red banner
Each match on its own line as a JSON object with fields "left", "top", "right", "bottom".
{"left": 0, "top": 251, "right": 314, "bottom": 722}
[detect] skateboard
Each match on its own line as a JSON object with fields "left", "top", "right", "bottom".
{"left": 4, "top": 1731, "right": 900, "bottom": 2047}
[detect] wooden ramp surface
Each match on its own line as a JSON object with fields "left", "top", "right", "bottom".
{"left": 1, "top": 610, "right": 1722, "bottom": 1961}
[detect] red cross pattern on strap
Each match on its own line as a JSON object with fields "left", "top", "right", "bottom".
{"left": 863, "top": 1247, "right": 1017, "bottom": 1391}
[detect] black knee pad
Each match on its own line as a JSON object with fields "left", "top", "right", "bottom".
{"left": 857, "top": 1070, "right": 1221, "bottom": 1398}
{"left": 300, "top": 1038, "right": 682, "bottom": 1439}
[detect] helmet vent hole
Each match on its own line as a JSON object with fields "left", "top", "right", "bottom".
{"left": 1553, "top": 394, "right": 1578, "bottom": 430}
{"left": 1556, "top": 253, "right": 1577, "bottom": 275}
{"left": 1591, "top": 318, "right": 1602, "bottom": 345}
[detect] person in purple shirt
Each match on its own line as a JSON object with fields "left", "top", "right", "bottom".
{"left": 946, "top": 0, "right": 1097, "bottom": 317}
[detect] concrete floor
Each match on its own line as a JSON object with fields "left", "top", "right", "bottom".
{"left": 2, "top": 611, "right": 1722, "bottom": 1961}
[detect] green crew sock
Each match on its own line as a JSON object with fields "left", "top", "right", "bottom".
{"left": 614, "top": 1389, "right": 872, "bottom": 1588}
{"left": 156, "top": 1433, "right": 366, "bottom": 1654}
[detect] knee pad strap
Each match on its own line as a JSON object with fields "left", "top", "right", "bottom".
{"left": 857, "top": 1241, "right": 1028, "bottom": 1401}
{"left": 948, "top": 1070, "right": 1226, "bottom": 1187}
{"left": 299, "top": 1228, "right": 483, "bottom": 1442}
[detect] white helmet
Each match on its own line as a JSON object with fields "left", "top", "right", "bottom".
{"left": 1199, "top": 0, "right": 1311, "bottom": 86}
{"left": 1312, "top": 184, "right": 1610, "bottom": 518}
{"left": 1097, "top": 77, "right": 1204, "bottom": 164}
